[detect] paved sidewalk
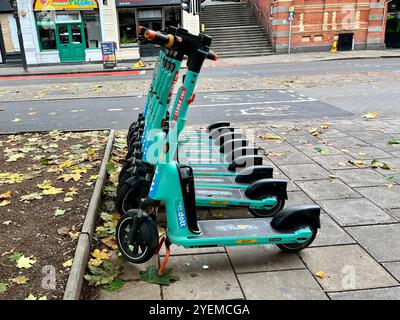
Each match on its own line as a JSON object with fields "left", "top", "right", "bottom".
{"left": 1, "top": 49, "right": 399, "bottom": 76}
{"left": 96, "top": 116, "right": 400, "bottom": 300}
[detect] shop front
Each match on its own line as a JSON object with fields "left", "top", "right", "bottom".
{"left": 33, "top": 0, "right": 102, "bottom": 62}
{"left": 115, "top": 0, "right": 182, "bottom": 57}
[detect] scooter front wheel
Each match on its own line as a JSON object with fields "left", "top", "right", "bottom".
{"left": 116, "top": 178, "right": 147, "bottom": 214}
{"left": 116, "top": 212, "right": 158, "bottom": 264}
{"left": 276, "top": 226, "right": 317, "bottom": 252}
{"left": 248, "top": 197, "right": 285, "bottom": 218}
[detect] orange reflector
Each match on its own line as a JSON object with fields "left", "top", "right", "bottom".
{"left": 145, "top": 30, "right": 156, "bottom": 40}
{"left": 187, "top": 94, "right": 196, "bottom": 104}
{"left": 236, "top": 239, "right": 257, "bottom": 244}
{"left": 210, "top": 201, "right": 229, "bottom": 205}
{"left": 213, "top": 53, "right": 219, "bottom": 61}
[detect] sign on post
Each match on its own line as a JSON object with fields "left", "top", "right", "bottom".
{"left": 101, "top": 42, "right": 117, "bottom": 69}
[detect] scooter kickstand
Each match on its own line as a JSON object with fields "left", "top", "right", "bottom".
{"left": 158, "top": 237, "right": 171, "bottom": 275}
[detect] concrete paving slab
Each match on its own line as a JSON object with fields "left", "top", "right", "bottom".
{"left": 283, "top": 134, "right": 322, "bottom": 146}
{"left": 162, "top": 253, "right": 244, "bottom": 300}
{"left": 345, "top": 224, "right": 400, "bottom": 262}
{"left": 310, "top": 214, "right": 356, "bottom": 247}
{"left": 328, "top": 287, "right": 400, "bottom": 300}
{"left": 346, "top": 146, "right": 393, "bottom": 160}
{"left": 324, "top": 136, "right": 369, "bottom": 148}
{"left": 279, "top": 164, "right": 331, "bottom": 181}
{"left": 319, "top": 198, "right": 396, "bottom": 226}
{"left": 286, "top": 191, "right": 315, "bottom": 207}
{"left": 332, "top": 168, "right": 388, "bottom": 187}
{"left": 387, "top": 208, "right": 400, "bottom": 221}
{"left": 96, "top": 280, "right": 162, "bottom": 300}
{"left": 159, "top": 244, "right": 226, "bottom": 256}
{"left": 257, "top": 142, "right": 299, "bottom": 154}
{"left": 349, "top": 130, "right": 393, "bottom": 143}
{"left": 369, "top": 139, "right": 400, "bottom": 154}
{"left": 315, "top": 128, "right": 349, "bottom": 138}
{"left": 329, "top": 122, "right": 368, "bottom": 132}
{"left": 226, "top": 245, "right": 305, "bottom": 274}
{"left": 238, "top": 269, "right": 327, "bottom": 300}
{"left": 382, "top": 261, "right": 400, "bottom": 282}
{"left": 295, "top": 144, "right": 341, "bottom": 157}
{"left": 312, "top": 154, "right": 357, "bottom": 170}
{"left": 299, "top": 245, "right": 398, "bottom": 291}
{"left": 118, "top": 255, "right": 159, "bottom": 281}
{"left": 266, "top": 150, "right": 314, "bottom": 165}
{"left": 297, "top": 179, "right": 361, "bottom": 200}
{"left": 355, "top": 186, "right": 400, "bottom": 209}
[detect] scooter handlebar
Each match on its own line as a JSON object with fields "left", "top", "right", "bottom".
{"left": 206, "top": 50, "right": 218, "bottom": 61}
{"left": 137, "top": 26, "right": 176, "bottom": 48}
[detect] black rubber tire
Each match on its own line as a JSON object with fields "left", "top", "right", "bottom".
{"left": 126, "top": 121, "right": 138, "bottom": 144}
{"left": 248, "top": 197, "right": 285, "bottom": 218}
{"left": 118, "top": 161, "right": 132, "bottom": 185}
{"left": 116, "top": 212, "right": 158, "bottom": 264}
{"left": 276, "top": 227, "right": 318, "bottom": 252}
{"left": 116, "top": 179, "right": 147, "bottom": 214}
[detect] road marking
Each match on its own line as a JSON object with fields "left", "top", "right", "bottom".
{"left": 0, "top": 70, "right": 146, "bottom": 81}
{"left": 107, "top": 108, "right": 124, "bottom": 111}
{"left": 190, "top": 99, "right": 316, "bottom": 108}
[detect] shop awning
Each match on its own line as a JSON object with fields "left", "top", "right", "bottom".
{"left": 116, "top": 0, "right": 181, "bottom": 7}
{"left": 0, "top": 0, "right": 13, "bottom": 13}
{"left": 33, "top": 0, "right": 98, "bottom": 11}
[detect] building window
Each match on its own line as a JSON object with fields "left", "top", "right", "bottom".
{"left": 165, "top": 6, "right": 181, "bottom": 28}
{"left": 117, "top": 8, "right": 137, "bottom": 47}
{"left": 83, "top": 10, "right": 101, "bottom": 48}
{"left": 35, "top": 12, "right": 57, "bottom": 50}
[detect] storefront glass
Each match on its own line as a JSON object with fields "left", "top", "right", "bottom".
{"left": 33, "top": 0, "right": 101, "bottom": 62}
{"left": 117, "top": 8, "right": 137, "bottom": 47}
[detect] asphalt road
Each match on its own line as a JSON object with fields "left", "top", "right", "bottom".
{"left": 0, "top": 89, "right": 351, "bottom": 133}
{"left": 0, "top": 57, "right": 399, "bottom": 86}
{"left": 1, "top": 57, "right": 399, "bottom": 133}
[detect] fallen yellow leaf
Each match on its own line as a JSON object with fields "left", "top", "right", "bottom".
{"left": 63, "top": 259, "right": 73, "bottom": 268}
{"left": 315, "top": 271, "right": 326, "bottom": 279}
{"left": 362, "top": 112, "right": 378, "bottom": 119}
{"left": 11, "top": 276, "right": 29, "bottom": 284}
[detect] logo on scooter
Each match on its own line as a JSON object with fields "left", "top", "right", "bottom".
{"left": 175, "top": 199, "right": 187, "bottom": 229}
{"left": 167, "top": 71, "right": 179, "bottom": 104}
{"left": 170, "top": 87, "right": 187, "bottom": 130}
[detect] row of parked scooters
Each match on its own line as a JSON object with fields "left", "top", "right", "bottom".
{"left": 114, "top": 26, "right": 321, "bottom": 271}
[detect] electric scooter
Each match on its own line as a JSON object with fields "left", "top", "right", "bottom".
{"left": 115, "top": 32, "right": 321, "bottom": 266}
{"left": 116, "top": 28, "right": 287, "bottom": 218}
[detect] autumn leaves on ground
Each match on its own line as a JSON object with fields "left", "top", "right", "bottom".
{"left": 0, "top": 130, "right": 109, "bottom": 300}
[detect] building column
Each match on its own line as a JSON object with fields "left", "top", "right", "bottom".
{"left": 271, "top": 0, "right": 293, "bottom": 53}
{"left": 366, "top": 0, "right": 386, "bottom": 49}
{"left": 182, "top": 10, "right": 200, "bottom": 35}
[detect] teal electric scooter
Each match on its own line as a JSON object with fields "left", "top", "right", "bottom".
{"left": 115, "top": 32, "right": 321, "bottom": 266}
{"left": 117, "top": 28, "right": 286, "bottom": 218}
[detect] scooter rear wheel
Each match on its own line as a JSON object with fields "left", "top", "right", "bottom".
{"left": 116, "top": 178, "right": 147, "bottom": 214}
{"left": 276, "top": 226, "right": 317, "bottom": 252}
{"left": 116, "top": 212, "right": 158, "bottom": 264}
{"left": 127, "top": 121, "right": 138, "bottom": 144}
{"left": 248, "top": 197, "right": 285, "bottom": 218}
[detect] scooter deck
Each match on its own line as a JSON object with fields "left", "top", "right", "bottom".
{"left": 171, "top": 218, "right": 312, "bottom": 248}
{"left": 197, "top": 218, "right": 278, "bottom": 238}
{"left": 195, "top": 187, "right": 244, "bottom": 200}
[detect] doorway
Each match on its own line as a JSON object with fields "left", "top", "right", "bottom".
{"left": 137, "top": 8, "right": 162, "bottom": 58}
{"left": 56, "top": 23, "right": 86, "bottom": 62}
{"left": 337, "top": 33, "right": 354, "bottom": 51}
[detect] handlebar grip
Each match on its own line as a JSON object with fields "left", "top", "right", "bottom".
{"left": 144, "top": 29, "right": 172, "bottom": 46}
{"left": 206, "top": 50, "right": 218, "bottom": 61}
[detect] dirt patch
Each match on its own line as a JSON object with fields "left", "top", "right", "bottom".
{"left": 0, "top": 130, "right": 109, "bottom": 300}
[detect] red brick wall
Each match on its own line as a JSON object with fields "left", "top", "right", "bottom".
{"left": 249, "top": 0, "right": 388, "bottom": 52}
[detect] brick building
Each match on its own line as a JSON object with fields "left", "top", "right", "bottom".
{"left": 251, "top": 0, "right": 391, "bottom": 53}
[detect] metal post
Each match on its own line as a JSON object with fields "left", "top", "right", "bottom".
{"left": 11, "top": 0, "right": 28, "bottom": 72}
{"left": 288, "top": 19, "right": 292, "bottom": 54}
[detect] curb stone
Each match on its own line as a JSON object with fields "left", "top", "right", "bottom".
{"left": 63, "top": 129, "right": 115, "bottom": 300}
